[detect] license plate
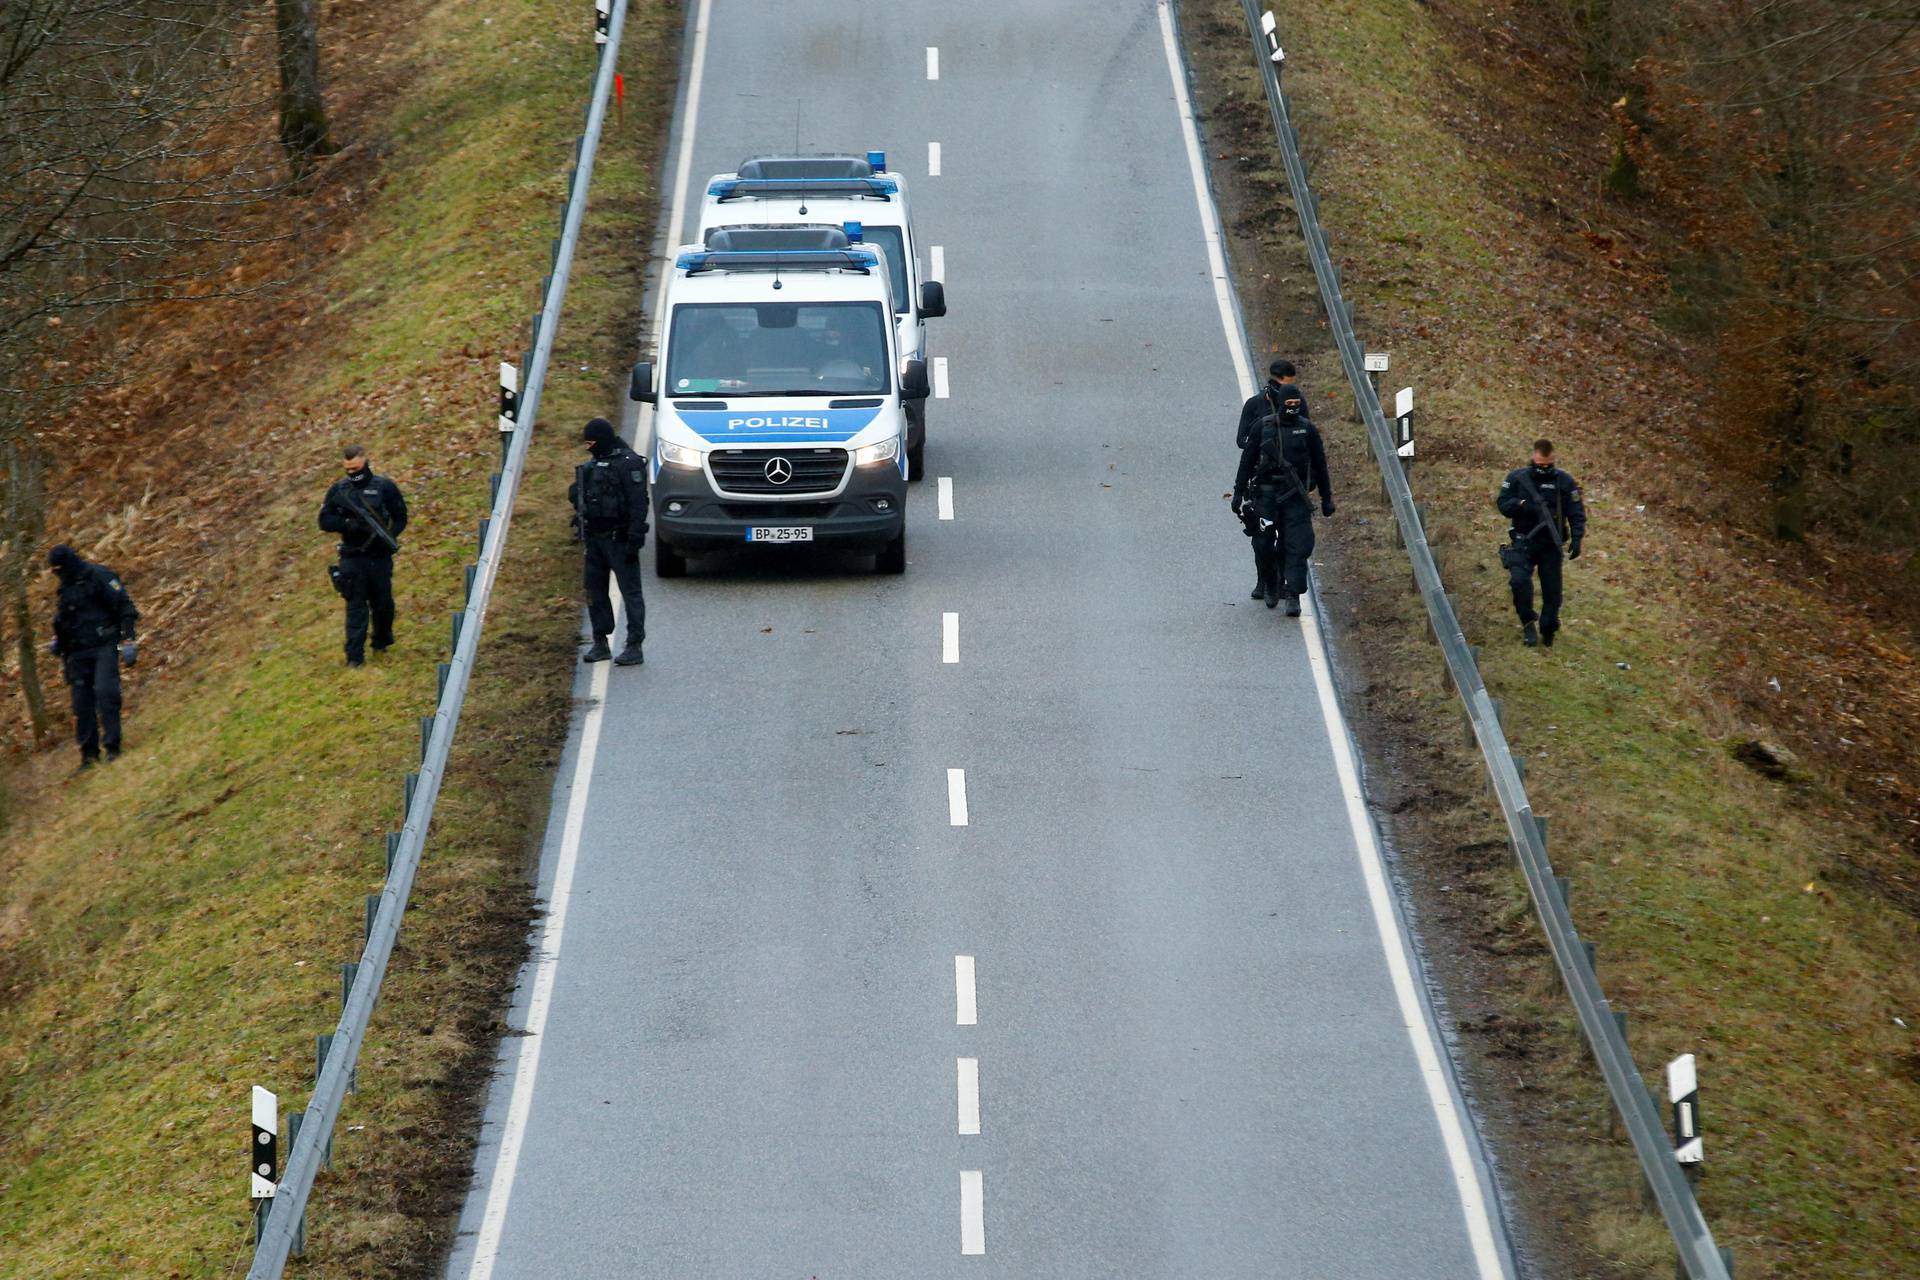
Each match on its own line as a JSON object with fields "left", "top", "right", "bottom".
{"left": 746, "top": 526, "right": 814, "bottom": 543}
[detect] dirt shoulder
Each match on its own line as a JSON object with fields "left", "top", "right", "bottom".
{"left": 0, "top": 3, "right": 679, "bottom": 1275}
{"left": 1182, "top": 2, "right": 1920, "bottom": 1277}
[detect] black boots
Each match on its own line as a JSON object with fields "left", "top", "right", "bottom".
{"left": 1251, "top": 578, "right": 1264, "bottom": 600}
{"left": 1540, "top": 627, "right": 1556, "bottom": 648}
{"left": 614, "top": 642, "right": 644, "bottom": 667}
{"left": 582, "top": 638, "right": 612, "bottom": 663}
{"left": 1285, "top": 594, "right": 1302, "bottom": 617}
{"left": 1522, "top": 622, "right": 1539, "bottom": 647}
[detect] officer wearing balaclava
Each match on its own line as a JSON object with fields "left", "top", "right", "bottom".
{"left": 47, "top": 543, "right": 139, "bottom": 768}
{"left": 568, "top": 418, "right": 649, "bottom": 666}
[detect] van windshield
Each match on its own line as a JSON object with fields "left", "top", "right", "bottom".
{"left": 865, "top": 226, "right": 909, "bottom": 313}
{"left": 665, "top": 301, "right": 891, "bottom": 396}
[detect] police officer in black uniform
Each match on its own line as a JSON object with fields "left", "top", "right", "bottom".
{"left": 1233, "top": 387, "right": 1334, "bottom": 616}
{"left": 569, "top": 418, "right": 648, "bottom": 666}
{"left": 1236, "top": 361, "right": 1313, "bottom": 598}
{"left": 1496, "top": 438, "right": 1586, "bottom": 647}
{"left": 319, "top": 443, "right": 409, "bottom": 667}
{"left": 47, "top": 544, "right": 139, "bottom": 769}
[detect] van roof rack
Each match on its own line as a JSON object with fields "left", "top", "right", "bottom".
{"left": 737, "top": 155, "right": 874, "bottom": 180}
{"left": 708, "top": 176, "right": 898, "bottom": 202}
{"left": 674, "top": 247, "right": 878, "bottom": 275}
{"left": 703, "top": 225, "right": 852, "bottom": 252}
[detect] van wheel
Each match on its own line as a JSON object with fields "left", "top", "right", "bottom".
{"left": 875, "top": 530, "right": 907, "bottom": 575}
{"left": 655, "top": 540, "right": 687, "bottom": 578}
{"left": 906, "top": 435, "right": 925, "bottom": 481}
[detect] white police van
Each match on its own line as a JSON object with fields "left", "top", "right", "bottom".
{"left": 698, "top": 152, "right": 945, "bottom": 479}
{"left": 628, "top": 225, "right": 926, "bottom": 576}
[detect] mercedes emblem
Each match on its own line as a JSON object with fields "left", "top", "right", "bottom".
{"left": 764, "top": 456, "right": 794, "bottom": 485}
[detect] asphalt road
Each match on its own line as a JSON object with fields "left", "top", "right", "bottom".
{"left": 446, "top": 1, "right": 1515, "bottom": 1275}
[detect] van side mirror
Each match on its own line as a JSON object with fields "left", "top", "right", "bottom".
{"left": 900, "top": 358, "right": 930, "bottom": 400}
{"left": 628, "top": 360, "right": 656, "bottom": 404}
{"left": 919, "top": 280, "right": 946, "bottom": 319}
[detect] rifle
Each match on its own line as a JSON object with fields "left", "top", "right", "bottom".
{"left": 1514, "top": 469, "right": 1564, "bottom": 551}
{"left": 332, "top": 481, "right": 400, "bottom": 553}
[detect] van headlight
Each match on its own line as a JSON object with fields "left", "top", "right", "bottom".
{"left": 852, "top": 437, "right": 900, "bottom": 467}
{"left": 658, "top": 440, "right": 705, "bottom": 470}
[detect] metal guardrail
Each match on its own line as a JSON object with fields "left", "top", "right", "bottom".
{"left": 1227, "top": 4, "right": 1736, "bottom": 1276}
{"left": 244, "top": 2, "right": 631, "bottom": 1273}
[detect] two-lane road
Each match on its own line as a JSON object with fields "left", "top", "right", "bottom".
{"left": 447, "top": 1, "right": 1514, "bottom": 1275}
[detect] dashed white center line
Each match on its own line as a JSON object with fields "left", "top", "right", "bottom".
{"left": 926, "top": 46, "right": 940, "bottom": 80}
{"left": 947, "top": 768, "right": 969, "bottom": 827}
{"left": 942, "top": 612, "right": 960, "bottom": 664}
{"left": 954, "top": 955, "right": 977, "bottom": 1025}
{"left": 928, "top": 140, "right": 942, "bottom": 176}
{"left": 933, "top": 356, "right": 950, "bottom": 399}
{"left": 960, "top": 1170, "right": 986, "bottom": 1254}
{"left": 956, "top": 1057, "right": 981, "bottom": 1135}
{"left": 937, "top": 476, "right": 954, "bottom": 520}
{"left": 930, "top": 244, "right": 945, "bottom": 280}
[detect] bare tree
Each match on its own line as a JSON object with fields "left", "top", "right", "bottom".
{"left": 0, "top": 0, "right": 281, "bottom": 743}
{"left": 275, "top": 0, "right": 335, "bottom": 175}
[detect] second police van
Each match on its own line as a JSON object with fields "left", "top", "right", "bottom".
{"left": 696, "top": 152, "right": 945, "bottom": 478}
{"left": 628, "top": 224, "right": 928, "bottom": 576}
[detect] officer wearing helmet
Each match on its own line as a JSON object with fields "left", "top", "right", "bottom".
{"left": 1232, "top": 383, "right": 1334, "bottom": 616}
{"left": 1235, "top": 360, "right": 1315, "bottom": 599}
{"left": 569, "top": 418, "right": 649, "bottom": 665}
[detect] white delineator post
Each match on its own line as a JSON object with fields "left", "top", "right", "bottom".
{"left": 1394, "top": 385, "right": 1415, "bottom": 459}
{"left": 1260, "top": 10, "right": 1284, "bottom": 64}
{"left": 498, "top": 362, "right": 519, "bottom": 434}
{"left": 251, "top": 1086, "right": 279, "bottom": 1200}
{"left": 594, "top": 0, "right": 611, "bottom": 45}
{"left": 1667, "top": 1053, "right": 1704, "bottom": 1176}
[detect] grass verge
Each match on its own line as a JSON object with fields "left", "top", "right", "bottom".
{"left": 0, "top": 1, "right": 678, "bottom": 1275}
{"left": 1183, "top": 2, "right": 1920, "bottom": 1276}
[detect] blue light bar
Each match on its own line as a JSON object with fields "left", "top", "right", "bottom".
{"left": 843, "top": 220, "right": 863, "bottom": 243}
{"left": 866, "top": 150, "right": 887, "bottom": 173}
{"left": 674, "top": 247, "right": 880, "bottom": 274}
{"left": 708, "top": 176, "right": 900, "bottom": 200}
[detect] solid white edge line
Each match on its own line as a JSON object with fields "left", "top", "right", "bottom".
{"left": 960, "top": 1170, "right": 986, "bottom": 1255}
{"left": 927, "top": 45, "right": 940, "bottom": 80}
{"left": 933, "top": 356, "right": 950, "bottom": 399}
{"left": 942, "top": 611, "right": 960, "bottom": 664}
{"left": 1153, "top": 6, "right": 1508, "bottom": 1278}
{"left": 928, "top": 140, "right": 942, "bottom": 177}
{"left": 957, "top": 1057, "right": 981, "bottom": 1135}
{"left": 955, "top": 954, "right": 977, "bottom": 1025}
{"left": 937, "top": 476, "right": 955, "bottom": 520}
{"left": 465, "top": 657, "right": 614, "bottom": 1280}
{"left": 464, "top": 1, "right": 717, "bottom": 1272}
{"left": 947, "top": 767, "right": 969, "bottom": 826}
{"left": 930, "top": 244, "right": 946, "bottom": 280}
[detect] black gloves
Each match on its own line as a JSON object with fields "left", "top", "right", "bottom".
{"left": 1321, "top": 498, "right": 1336, "bottom": 517}
{"left": 1568, "top": 538, "right": 1583, "bottom": 560}
{"left": 121, "top": 642, "right": 138, "bottom": 668}
{"left": 1231, "top": 495, "right": 1244, "bottom": 516}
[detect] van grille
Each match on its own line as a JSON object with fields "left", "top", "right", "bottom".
{"left": 710, "top": 448, "right": 848, "bottom": 495}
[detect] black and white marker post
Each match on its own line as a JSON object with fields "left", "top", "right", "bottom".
{"left": 1260, "top": 10, "right": 1284, "bottom": 65}
{"left": 594, "top": 0, "right": 611, "bottom": 45}
{"left": 1667, "top": 1053, "right": 1704, "bottom": 1182}
{"left": 1393, "top": 385, "right": 1415, "bottom": 466}
{"left": 251, "top": 1086, "right": 278, "bottom": 1240}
